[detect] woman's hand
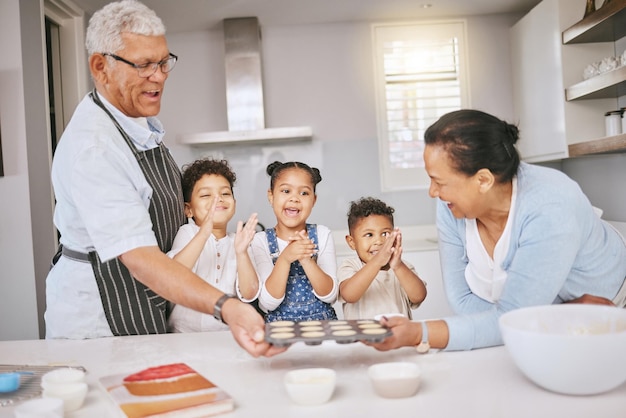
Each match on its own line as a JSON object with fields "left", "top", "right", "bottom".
{"left": 221, "top": 297, "right": 288, "bottom": 357}
{"left": 565, "top": 293, "right": 615, "bottom": 306}
{"left": 364, "top": 316, "right": 420, "bottom": 351}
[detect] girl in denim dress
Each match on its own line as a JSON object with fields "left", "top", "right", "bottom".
{"left": 251, "top": 161, "right": 338, "bottom": 322}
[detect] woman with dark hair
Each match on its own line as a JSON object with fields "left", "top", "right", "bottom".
{"left": 371, "top": 109, "right": 626, "bottom": 352}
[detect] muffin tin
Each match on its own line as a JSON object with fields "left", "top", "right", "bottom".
{"left": 265, "top": 319, "right": 392, "bottom": 347}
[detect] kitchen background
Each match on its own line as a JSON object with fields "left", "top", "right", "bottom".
{"left": 1, "top": 0, "right": 625, "bottom": 341}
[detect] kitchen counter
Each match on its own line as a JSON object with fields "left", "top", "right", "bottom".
{"left": 0, "top": 331, "right": 624, "bottom": 418}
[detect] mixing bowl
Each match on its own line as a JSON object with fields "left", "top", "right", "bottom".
{"left": 499, "top": 304, "right": 626, "bottom": 395}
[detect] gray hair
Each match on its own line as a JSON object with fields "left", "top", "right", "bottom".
{"left": 85, "top": 0, "right": 166, "bottom": 55}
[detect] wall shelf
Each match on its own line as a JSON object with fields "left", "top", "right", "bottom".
{"left": 566, "top": 66, "right": 626, "bottom": 100}
{"left": 561, "top": 0, "right": 626, "bottom": 158}
{"left": 562, "top": 0, "right": 626, "bottom": 44}
{"left": 568, "top": 133, "right": 626, "bottom": 157}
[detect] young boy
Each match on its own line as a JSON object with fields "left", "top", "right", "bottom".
{"left": 168, "top": 158, "right": 260, "bottom": 332}
{"left": 338, "top": 197, "right": 427, "bottom": 320}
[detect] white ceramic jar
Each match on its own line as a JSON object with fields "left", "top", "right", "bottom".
{"left": 605, "top": 110, "right": 622, "bottom": 137}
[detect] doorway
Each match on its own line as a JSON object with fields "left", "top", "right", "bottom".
{"left": 45, "top": 17, "right": 64, "bottom": 154}
{"left": 34, "top": 0, "right": 89, "bottom": 338}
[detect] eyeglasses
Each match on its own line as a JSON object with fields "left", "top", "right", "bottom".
{"left": 102, "top": 52, "right": 178, "bottom": 77}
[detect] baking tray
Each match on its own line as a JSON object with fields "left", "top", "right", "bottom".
{"left": 264, "top": 319, "right": 392, "bottom": 347}
{"left": 0, "top": 364, "right": 86, "bottom": 407}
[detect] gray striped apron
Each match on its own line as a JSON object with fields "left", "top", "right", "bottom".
{"left": 88, "top": 90, "right": 185, "bottom": 335}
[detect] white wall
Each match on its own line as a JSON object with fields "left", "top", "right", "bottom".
{"left": 561, "top": 154, "right": 626, "bottom": 222}
{"left": 160, "top": 14, "right": 520, "bottom": 231}
{"left": 0, "top": 0, "right": 44, "bottom": 341}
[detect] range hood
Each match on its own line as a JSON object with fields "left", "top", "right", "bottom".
{"left": 178, "top": 17, "right": 312, "bottom": 145}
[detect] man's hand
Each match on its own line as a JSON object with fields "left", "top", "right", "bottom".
{"left": 221, "top": 298, "right": 288, "bottom": 357}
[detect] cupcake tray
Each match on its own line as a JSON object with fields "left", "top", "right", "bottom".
{"left": 264, "top": 319, "right": 392, "bottom": 347}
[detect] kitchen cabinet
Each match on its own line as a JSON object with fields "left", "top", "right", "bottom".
{"left": 510, "top": 0, "right": 623, "bottom": 162}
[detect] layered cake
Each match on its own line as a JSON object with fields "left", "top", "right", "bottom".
{"left": 123, "top": 363, "right": 215, "bottom": 396}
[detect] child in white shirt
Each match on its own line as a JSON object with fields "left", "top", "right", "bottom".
{"left": 338, "top": 197, "right": 427, "bottom": 320}
{"left": 168, "top": 158, "right": 260, "bottom": 332}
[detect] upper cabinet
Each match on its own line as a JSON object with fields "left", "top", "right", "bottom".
{"left": 511, "top": 0, "right": 625, "bottom": 162}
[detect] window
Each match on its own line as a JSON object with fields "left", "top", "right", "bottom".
{"left": 372, "top": 21, "right": 469, "bottom": 191}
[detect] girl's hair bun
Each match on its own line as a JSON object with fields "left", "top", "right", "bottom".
{"left": 266, "top": 161, "right": 283, "bottom": 176}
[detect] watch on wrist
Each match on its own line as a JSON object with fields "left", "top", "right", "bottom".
{"left": 213, "top": 294, "right": 236, "bottom": 324}
{"left": 416, "top": 321, "right": 431, "bottom": 354}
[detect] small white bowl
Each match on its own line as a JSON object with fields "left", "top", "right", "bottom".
{"left": 499, "top": 304, "right": 626, "bottom": 395}
{"left": 43, "top": 381, "right": 88, "bottom": 412}
{"left": 284, "top": 368, "right": 336, "bottom": 406}
{"left": 14, "top": 397, "right": 64, "bottom": 418}
{"left": 368, "top": 362, "right": 421, "bottom": 398}
{"left": 41, "top": 368, "right": 85, "bottom": 389}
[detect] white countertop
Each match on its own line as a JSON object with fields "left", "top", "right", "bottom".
{"left": 0, "top": 331, "right": 624, "bottom": 418}
{"left": 332, "top": 224, "right": 439, "bottom": 257}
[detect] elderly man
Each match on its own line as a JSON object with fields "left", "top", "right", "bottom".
{"left": 45, "top": 0, "right": 282, "bottom": 357}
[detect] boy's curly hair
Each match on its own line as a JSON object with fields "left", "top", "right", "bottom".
{"left": 180, "top": 158, "right": 236, "bottom": 202}
{"left": 347, "top": 197, "right": 395, "bottom": 233}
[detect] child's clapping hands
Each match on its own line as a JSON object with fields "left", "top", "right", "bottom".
{"left": 369, "top": 228, "right": 401, "bottom": 270}
{"left": 281, "top": 230, "right": 318, "bottom": 263}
